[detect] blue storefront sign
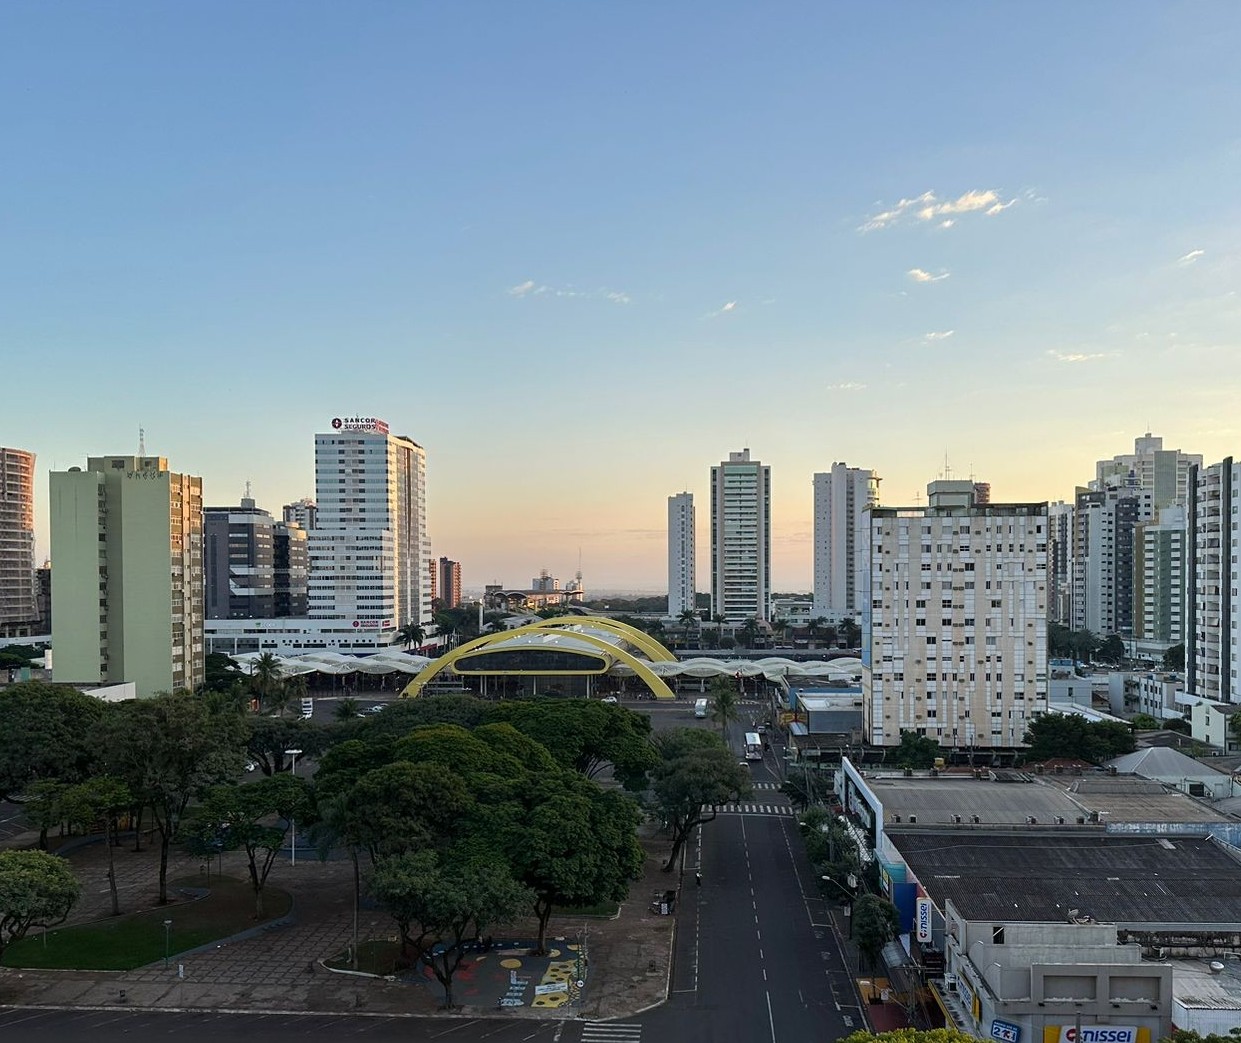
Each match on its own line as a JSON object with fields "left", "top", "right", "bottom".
{"left": 992, "top": 1019, "right": 1022, "bottom": 1043}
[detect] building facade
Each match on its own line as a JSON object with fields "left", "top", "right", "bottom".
{"left": 1046, "top": 500, "right": 1073, "bottom": 625}
{"left": 1132, "top": 506, "right": 1185, "bottom": 651}
{"left": 204, "top": 496, "right": 275, "bottom": 619}
{"left": 50, "top": 455, "right": 204, "bottom": 696}
{"left": 308, "top": 417, "right": 431, "bottom": 640}
{"left": 1071, "top": 484, "right": 1153, "bottom": 637}
{"left": 1186, "top": 458, "right": 1239, "bottom": 705}
{"left": 1096, "top": 432, "right": 1202, "bottom": 510}
{"left": 710, "top": 449, "right": 770, "bottom": 622}
{"left": 273, "top": 521, "right": 308, "bottom": 617}
{"left": 863, "top": 481, "right": 1048, "bottom": 749}
{"left": 667, "top": 491, "right": 696, "bottom": 618}
{"left": 282, "top": 497, "right": 318, "bottom": 531}
{"left": 812, "top": 462, "right": 879, "bottom": 618}
{"left": 435, "top": 556, "right": 462, "bottom": 609}
{"left": 0, "top": 447, "right": 38, "bottom": 636}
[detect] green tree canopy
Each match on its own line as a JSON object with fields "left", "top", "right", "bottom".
{"left": 1163, "top": 643, "right": 1185, "bottom": 671}
{"left": 852, "top": 893, "right": 900, "bottom": 970}
{"left": 60, "top": 776, "right": 132, "bottom": 915}
{"left": 707, "top": 676, "right": 741, "bottom": 738}
{"left": 361, "top": 695, "right": 490, "bottom": 741}
{"left": 484, "top": 698, "right": 657, "bottom": 790}
{"left": 0, "top": 849, "right": 81, "bottom": 961}
{"left": 245, "top": 715, "right": 330, "bottom": 776}
{"left": 841, "top": 1029, "right": 985, "bottom": 1043}
{"left": 95, "top": 691, "right": 247, "bottom": 904}
{"left": 0, "top": 682, "right": 106, "bottom": 802}
{"left": 1023, "top": 712, "right": 1136, "bottom": 764}
{"left": 347, "top": 761, "right": 473, "bottom": 863}
{"left": 187, "top": 773, "right": 312, "bottom": 918}
{"left": 651, "top": 728, "right": 750, "bottom": 872}
{"left": 892, "top": 730, "right": 939, "bottom": 769}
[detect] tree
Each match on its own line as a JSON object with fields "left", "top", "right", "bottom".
{"left": 23, "top": 779, "right": 66, "bottom": 851}
{"left": 0, "top": 849, "right": 81, "bottom": 963}
{"left": 96, "top": 692, "right": 247, "bottom": 904}
{"left": 840, "top": 1029, "right": 983, "bottom": 1043}
{"left": 771, "top": 617, "right": 791, "bottom": 646}
{"left": 1023, "top": 712, "right": 1136, "bottom": 764}
{"left": 188, "top": 774, "right": 312, "bottom": 918}
{"left": 0, "top": 682, "right": 106, "bottom": 803}
{"left": 347, "top": 761, "right": 474, "bottom": 863}
{"left": 485, "top": 699, "right": 658, "bottom": 791}
{"left": 308, "top": 790, "right": 365, "bottom": 969}
{"left": 369, "top": 850, "right": 531, "bottom": 1008}
{"left": 738, "top": 617, "right": 761, "bottom": 649}
{"left": 248, "top": 653, "right": 286, "bottom": 714}
{"left": 707, "top": 676, "right": 741, "bottom": 739}
{"left": 60, "top": 776, "right": 132, "bottom": 916}
{"left": 335, "top": 697, "right": 361, "bottom": 721}
{"left": 892, "top": 730, "right": 939, "bottom": 769}
{"left": 677, "top": 609, "right": 700, "bottom": 645}
{"left": 650, "top": 728, "right": 751, "bottom": 871}
{"left": 392, "top": 622, "right": 427, "bottom": 651}
{"left": 838, "top": 618, "right": 861, "bottom": 648}
{"left": 1129, "top": 713, "right": 1162, "bottom": 730}
{"left": 1160, "top": 1030, "right": 1241, "bottom": 1043}
{"left": 852, "top": 893, "right": 900, "bottom": 970}
{"left": 1098, "top": 634, "right": 1127, "bottom": 664}
{"left": 507, "top": 779, "right": 643, "bottom": 953}
{"left": 1163, "top": 643, "right": 1185, "bottom": 671}
{"left": 245, "top": 715, "right": 329, "bottom": 776}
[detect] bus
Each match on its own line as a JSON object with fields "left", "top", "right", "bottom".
{"left": 744, "top": 732, "right": 763, "bottom": 761}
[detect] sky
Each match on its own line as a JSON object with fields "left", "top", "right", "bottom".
{"left": 3, "top": 2, "right": 1240, "bottom": 592}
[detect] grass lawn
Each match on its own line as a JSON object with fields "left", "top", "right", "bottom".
{"left": 324, "top": 938, "right": 404, "bottom": 976}
{"left": 3, "top": 876, "right": 291, "bottom": 971}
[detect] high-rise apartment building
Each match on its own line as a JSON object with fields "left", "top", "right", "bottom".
{"left": 1096, "top": 433, "right": 1201, "bottom": 510}
{"left": 50, "top": 455, "right": 204, "bottom": 696}
{"left": 205, "top": 496, "right": 276, "bottom": 619}
{"left": 863, "top": 480, "right": 1047, "bottom": 749}
{"left": 0, "top": 447, "right": 38, "bottom": 636}
{"left": 1046, "top": 501, "right": 1073, "bottom": 625}
{"left": 667, "top": 492, "right": 696, "bottom": 618}
{"left": 1132, "top": 506, "right": 1185, "bottom": 650}
{"left": 1186, "top": 459, "right": 1239, "bottom": 704}
{"left": 1071, "top": 484, "right": 1153, "bottom": 637}
{"left": 710, "top": 449, "right": 770, "bottom": 622}
{"left": 283, "top": 497, "right": 318, "bottom": 531}
{"left": 273, "top": 521, "right": 308, "bottom": 617}
{"left": 812, "top": 463, "right": 879, "bottom": 618}
{"left": 308, "top": 417, "right": 431, "bottom": 637}
{"left": 435, "top": 556, "right": 462, "bottom": 609}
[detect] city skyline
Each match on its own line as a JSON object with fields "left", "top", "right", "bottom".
{"left": 4, "top": 3, "right": 1240, "bottom": 591}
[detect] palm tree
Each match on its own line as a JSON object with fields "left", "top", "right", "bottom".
{"left": 838, "top": 617, "right": 861, "bottom": 649}
{"left": 677, "top": 609, "right": 700, "bottom": 649}
{"left": 392, "top": 622, "right": 426, "bottom": 651}
{"left": 771, "top": 617, "right": 791, "bottom": 647}
{"left": 739, "top": 617, "right": 761, "bottom": 649}
{"left": 708, "top": 677, "right": 741, "bottom": 738}
{"left": 335, "top": 697, "right": 361, "bottom": 721}
{"left": 807, "top": 617, "right": 826, "bottom": 650}
{"left": 250, "top": 652, "right": 285, "bottom": 713}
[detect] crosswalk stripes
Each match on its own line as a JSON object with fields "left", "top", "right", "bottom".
{"left": 710, "top": 803, "right": 794, "bottom": 816}
{"left": 752, "top": 781, "right": 780, "bottom": 790}
{"left": 580, "top": 1023, "right": 642, "bottom": 1042}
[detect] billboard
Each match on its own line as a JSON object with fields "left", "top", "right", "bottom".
{"left": 1043, "top": 1028, "right": 1149, "bottom": 1043}
{"left": 916, "top": 897, "right": 932, "bottom": 942}
{"left": 331, "top": 416, "right": 390, "bottom": 435}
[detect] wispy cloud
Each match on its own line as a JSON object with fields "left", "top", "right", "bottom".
{"left": 507, "top": 280, "right": 630, "bottom": 303}
{"left": 860, "top": 188, "right": 1018, "bottom": 231}
{"left": 1177, "top": 249, "right": 1205, "bottom": 266}
{"left": 704, "top": 300, "right": 738, "bottom": 319}
{"left": 1046, "top": 349, "right": 1117, "bottom": 363}
{"left": 826, "top": 381, "right": 867, "bottom": 391}
{"left": 923, "top": 330, "right": 955, "bottom": 342}
{"left": 908, "top": 267, "right": 950, "bottom": 283}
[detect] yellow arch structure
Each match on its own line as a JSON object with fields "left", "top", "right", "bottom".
{"left": 528, "top": 616, "right": 677, "bottom": 663}
{"left": 400, "top": 618, "right": 677, "bottom": 701}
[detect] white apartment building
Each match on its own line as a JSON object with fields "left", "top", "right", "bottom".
{"left": 282, "top": 497, "right": 318, "bottom": 531}
{"left": 710, "top": 449, "right": 770, "bottom": 622}
{"left": 812, "top": 462, "right": 879, "bottom": 618}
{"left": 667, "top": 492, "right": 696, "bottom": 618}
{"left": 1071, "top": 484, "right": 1152, "bottom": 637}
{"left": 1186, "top": 458, "right": 1239, "bottom": 705}
{"left": 863, "top": 480, "right": 1048, "bottom": 749}
{"left": 1095, "top": 432, "right": 1201, "bottom": 510}
{"left": 50, "top": 455, "right": 204, "bottom": 697}
{"left": 0, "top": 447, "right": 38, "bottom": 636}
{"left": 308, "top": 417, "right": 431, "bottom": 641}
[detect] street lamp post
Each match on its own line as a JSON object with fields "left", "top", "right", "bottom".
{"left": 163, "top": 919, "right": 172, "bottom": 968}
{"left": 285, "top": 748, "right": 302, "bottom": 867}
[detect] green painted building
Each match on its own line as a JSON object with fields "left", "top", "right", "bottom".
{"left": 50, "top": 455, "right": 204, "bottom": 697}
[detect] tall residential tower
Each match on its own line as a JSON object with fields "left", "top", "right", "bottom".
{"left": 710, "top": 449, "right": 770, "bottom": 622}
{"left": 667, "top": 492, "right": 696, "bottom": 618}
{"left": 812, "top": 463, "right": 879, "bottom": 619}
{"left": 50, "top": 455, "right": 204, "bottom": 696}
{"left": 0, "top": 447, "right": 38, "bottom": 636}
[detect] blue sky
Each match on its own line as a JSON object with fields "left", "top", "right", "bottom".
{"left": 4, "top": 2, "right": 1239, "bottom": 590}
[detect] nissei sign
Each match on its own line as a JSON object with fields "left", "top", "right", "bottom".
{"left": 1046, "top": 1027, "right": 1145, "bottom": 1043}
{"left": 916, "top": 897, "right": 932, "bottom": 942}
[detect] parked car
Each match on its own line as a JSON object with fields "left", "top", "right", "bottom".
{"left": 601, "top": 695, "right": 619, "bottom": 705}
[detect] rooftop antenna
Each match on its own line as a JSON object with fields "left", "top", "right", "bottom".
{"left": 943, "top": 451, "right": 953, "bottom": 481}
{"left": 244, "top": 480, "right": 253, "bottom": 501}
{"left": 138, "top": 426, "right": 146, "bottom": 458}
